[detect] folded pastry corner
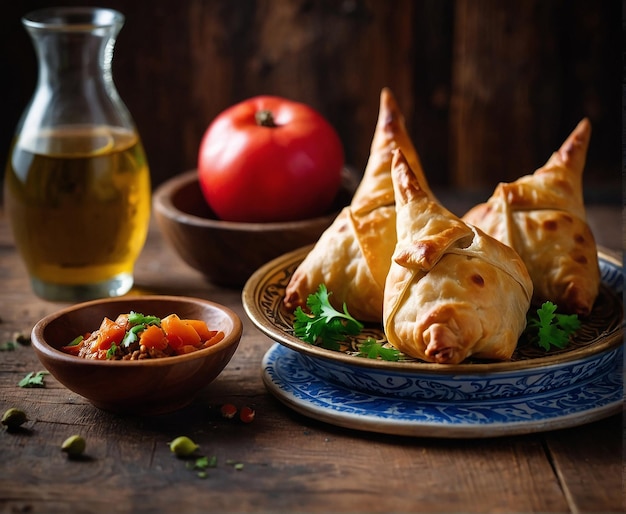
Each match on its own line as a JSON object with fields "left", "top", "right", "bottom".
{"left": 283, "top": 87, "right": 425, "bottom": 322}
{"left": 383, "top": 149, "right": 533, "bottom": 364}
{"left": 350, "top": 87, "right": 432, "bottom": 215}
{"left": 463, "top": 118, "right": 600, "bottom": 316}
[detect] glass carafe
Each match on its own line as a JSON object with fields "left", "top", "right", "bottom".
{"left": 4, "top": 7, "right": 151, "bottom": 302}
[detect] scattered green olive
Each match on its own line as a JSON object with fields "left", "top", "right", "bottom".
{"left": 1, "top": 408, "right": 27, "bottom": 429}
{"left": 61, "top": 435, "right": 86, "bottom": 457}
{"left": 169, "top": 436, "right": 199, "bottom": 457}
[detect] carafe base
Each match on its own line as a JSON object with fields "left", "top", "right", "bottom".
{"left": 30, "top": 273, "right": 133, "bottom": 302}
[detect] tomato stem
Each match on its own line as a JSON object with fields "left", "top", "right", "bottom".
{"left": 255, "top": 110, "right": 277, "bottom": 128}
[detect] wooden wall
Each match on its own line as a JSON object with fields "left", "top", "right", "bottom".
{"left": 1, "top": 0, "right": 620, "bottom": 201}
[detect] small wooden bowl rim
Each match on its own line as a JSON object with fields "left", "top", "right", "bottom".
{"left": 31, "top": 295, "right": 243, "bottom": 368}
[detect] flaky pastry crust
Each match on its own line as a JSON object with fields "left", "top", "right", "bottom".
{"left": 463, "top": 119, "right": 600, "bottom": 315}
{"left": 283, "top": 88, "right": 427, "bottom": 321}
{"left": 383, "top": 150, "right": 533, "bottom": 364}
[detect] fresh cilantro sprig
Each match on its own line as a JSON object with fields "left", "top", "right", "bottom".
{"left": 121, "top": 324, "right": 146, "bottom": 348}
{"left": 293, "top": 284, "right": 363, "bottom": 351}
{"left": 186, "top": 455, "right": 218, "bottom": 479}
{"left": 292, "top": 285, "right": 402, "bottom": 361}
{"left": 525, "top": 301, "right": 581, "bottom": 351}
{"left": 357, "top": 338, "right": 400, "bottom": 361}
{"left": 106, "top": 342, "right": 119, "bottom": 360}
{"left": 128, "top": 312, "right": 161, "bottom": 327}
{"left": 18, "top": 370, "right": 49, "bottom": 388}
{"left": 120, "top": 312, "right": 162, "bottom": 350}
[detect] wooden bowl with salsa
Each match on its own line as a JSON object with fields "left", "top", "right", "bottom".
{"left": 31, "top": 295, "right": 242, "bottom": 415}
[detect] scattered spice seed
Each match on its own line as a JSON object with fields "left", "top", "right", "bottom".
{"left": 225, "top": 459, "right": 245, "bottom": 470}
{"left": 220, "top": 403, "right": 238, "bottom": 419}
{"left": 239, "top": 406, "right": 255, "bottom": 423}
{"left": 1, "top": 333, "right": 30, "bottom": 351}
{"left": 14, "top": 333, "right": 31, "bottom": 346}
{"left": 61, "top": 435, "right": 86, "bottom": 457}
{"left": 1, "top": 408, "right": 27, "bottom": 429}
{"left": 169, "top": 436, "right": 199, "bottom": 457}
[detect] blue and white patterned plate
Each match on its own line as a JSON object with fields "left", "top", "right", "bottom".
{"left": 262, "top": 342, "right": 622, "bottom": 437}
{"left": 244, "top": 248, "right": 624, "bottom": 436}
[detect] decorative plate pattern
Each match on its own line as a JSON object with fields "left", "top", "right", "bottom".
{"left": 243, "top": 247, "right": 623, "bottom": 372}
{"left": 244, "top": 248, "right": 623, "bottom": 436}
{"left": 262, "top": 343, "right": 623, "bottom": 438}
{"left": 297, "top": 343, "right": 621, "bottom": 401}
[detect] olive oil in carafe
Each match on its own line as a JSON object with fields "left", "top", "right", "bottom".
{"left": 4, "top": 125, "right": 151, "bottom": 298}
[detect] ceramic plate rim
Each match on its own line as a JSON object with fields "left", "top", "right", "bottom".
{"left": 262, "top": 343, "right": 623, "bottom": 438}
{"left": 243, "top": 246, "right": 623, "bottom": 375}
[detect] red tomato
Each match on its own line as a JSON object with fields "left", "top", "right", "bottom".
{"left": 198, "top": 96, "right": 344, "bottom": 222}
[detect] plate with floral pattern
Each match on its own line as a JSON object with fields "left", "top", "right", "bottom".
{"left": 243, "top": 248, "right": 623, "bottom": 436}
{"left": 262, "top": 342, "right": 622, "bottom": 437}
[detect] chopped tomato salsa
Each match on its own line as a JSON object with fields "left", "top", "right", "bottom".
{"left": 62, "top": 312, "right": 224, "bottom": 360}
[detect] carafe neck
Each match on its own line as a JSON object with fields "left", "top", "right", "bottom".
{"left": 21, "top": 7, "right": 133, "bottom": 132}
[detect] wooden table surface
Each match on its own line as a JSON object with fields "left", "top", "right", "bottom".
{"left": 0, "top": 203, "right": 623, "bottom": 514}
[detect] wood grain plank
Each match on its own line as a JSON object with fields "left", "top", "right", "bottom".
{"left": 0, "top": 208, "right": 622, "bottom": 513}
{"left": 545, "top": 415, "right": 624, "bottom": 513}
{"left": 0, "top": 0, "right": 619, "bottom": 195}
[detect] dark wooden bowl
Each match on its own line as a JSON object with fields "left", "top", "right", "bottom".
{"left": 31, "top": 295, "right": 242, "bottom": 415}
{"left": 152, "top": 170, "right": 355, "bottom": 287}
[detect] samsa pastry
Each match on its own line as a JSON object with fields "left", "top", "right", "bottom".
{"left": 462, "top": 118, "right": 600, "bottom": 316}
{"left": 383, "top": 149, "right": 533, "bottom": 364}
{"left": 283, "top": 88, "right": 429, "bottom": 322}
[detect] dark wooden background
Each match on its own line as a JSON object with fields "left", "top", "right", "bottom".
{"left": 1, "top": 0, "right": 621, "bottom": 202}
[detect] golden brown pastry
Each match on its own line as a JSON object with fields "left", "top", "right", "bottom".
{"left": 462, "top": 118, "right": 600, "bottom": 316}
{"left": 383, "top": 149, "right": 533, "bottom": 364}
{"left": 283, "top": 88, "right": 428, "bottom": 321}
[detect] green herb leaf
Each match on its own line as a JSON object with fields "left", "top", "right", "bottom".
{"left": 357, "top": 338, "right": 400, "bottom": 361}
{"left": 106, "top": 342, "right": 118, "bottom": 360}
{"left": 187, "top": 455, "right": 217, "bottom": 470}
{"left": 186, "top": 455, "right": 217, "bottom": 478}
{"left": 0, "top": 341, "right": 17, "bottom": 351}
{"left": 18, "top": 370, "right": 49, "bottom": 388}
{"left": 122, "top": 313, "right": 160, "bottom": 348}
{"left": 525, "top": 301, "right": 581, "bottom": 351}
{"left": 121, "top": 324, "right": 145, "bottom": 348}
{"left": 293, "top": 284, "right": 363, "bottom": 351}
{"left": 128, "top": 312, "right": 161, "bottom": 327}
{"left": 66, "top": 335, "right": 84, "bottom": 347}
